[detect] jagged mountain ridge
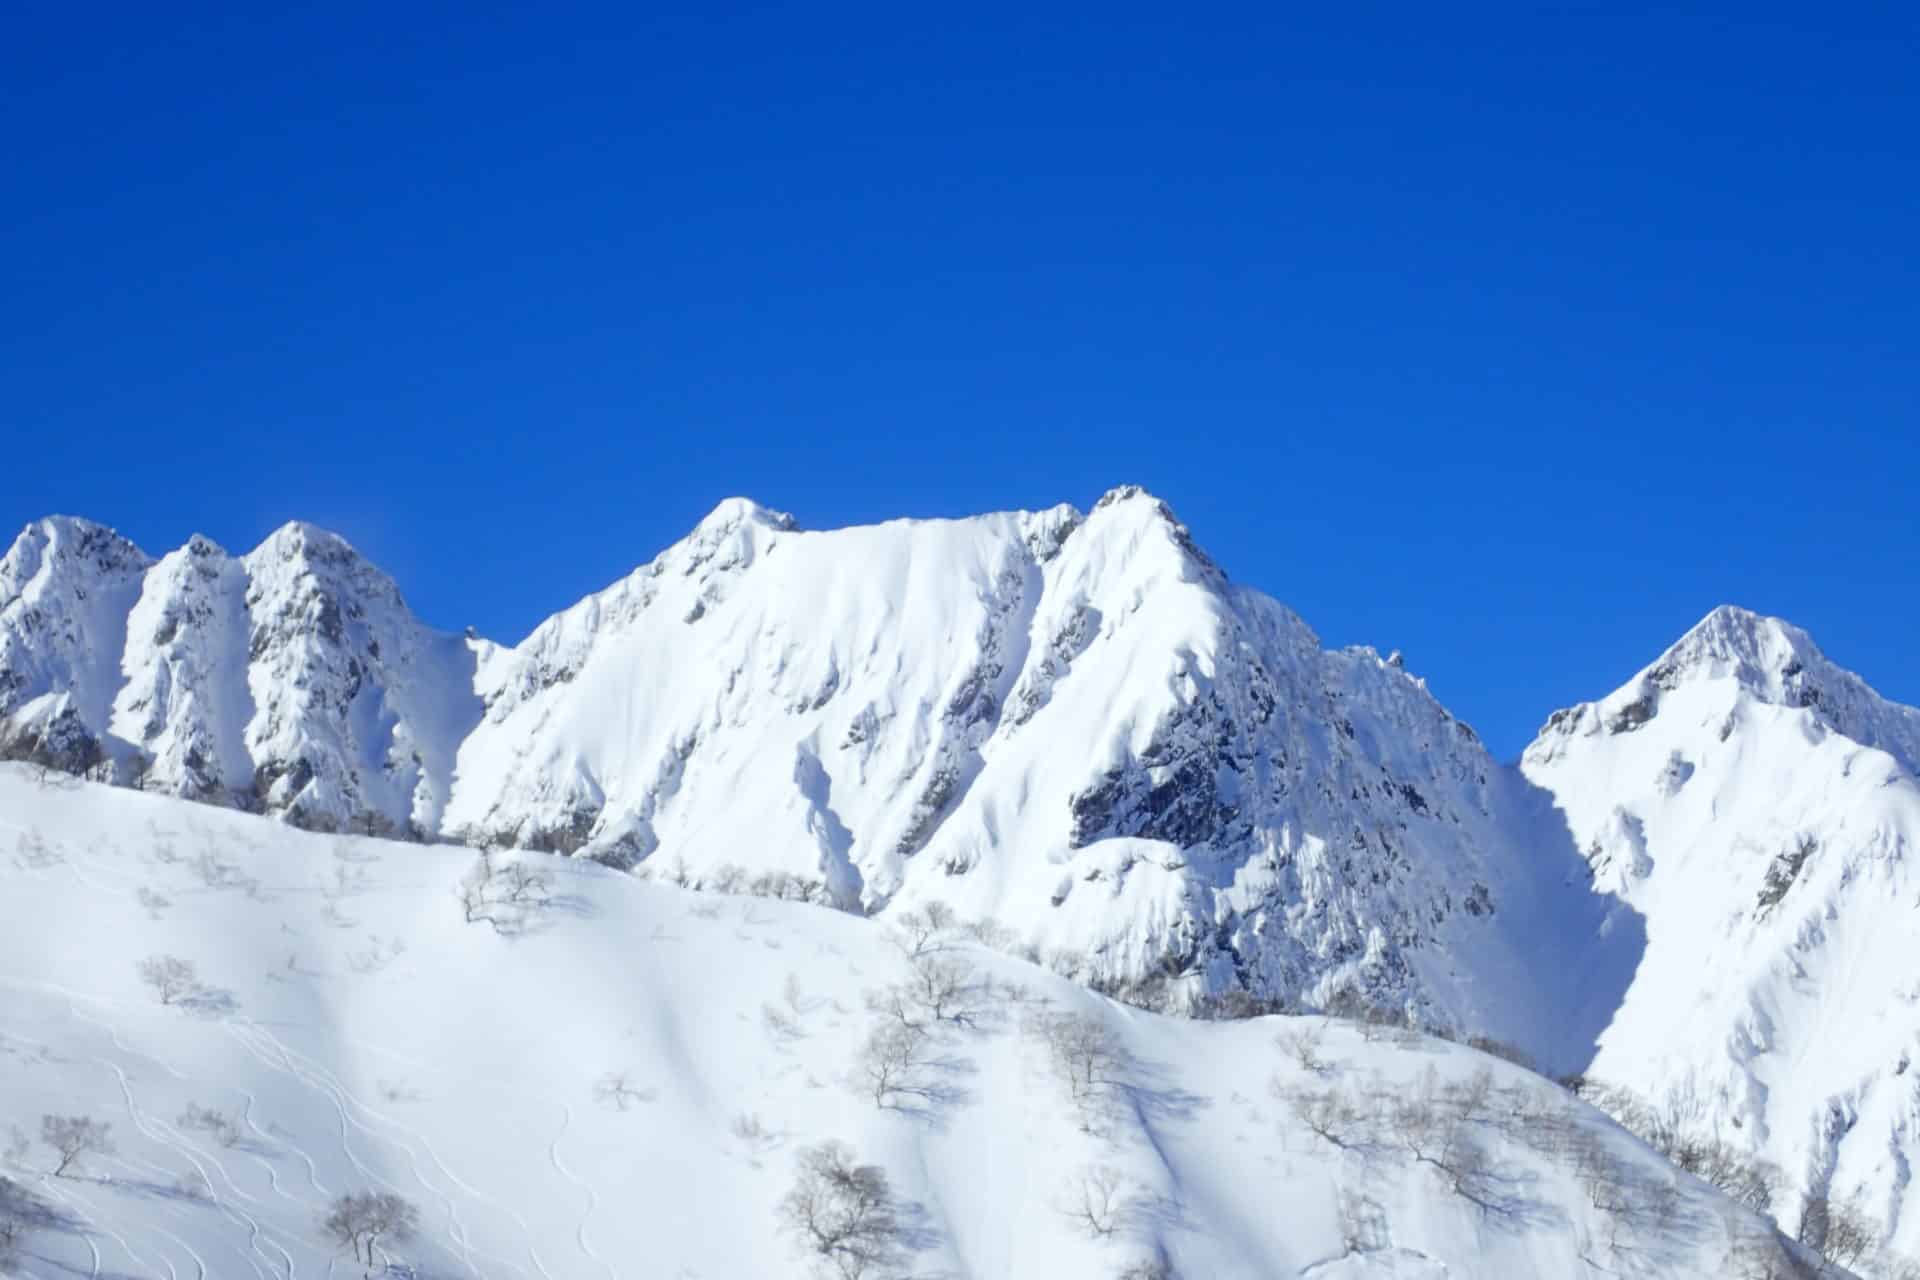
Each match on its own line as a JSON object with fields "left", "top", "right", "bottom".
{"left": 0, "top": 489, "right": 1628, "bottom": 1068}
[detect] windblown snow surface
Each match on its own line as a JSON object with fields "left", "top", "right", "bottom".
{"left": 0, "top": 769, "right": 1816, "bottom": 1278}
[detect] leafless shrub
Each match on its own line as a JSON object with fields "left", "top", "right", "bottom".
{"left": 457, "top": 850, "right": 552, "bottom": 934}
{"left": 593, "top": 1072, "right": 654, "bottom": 1111}
{"left": 137, "top": 954, "right": 201, "bottom": 1005}
{"left": 178, "top": 1103, "right": 242, "bottom": 1148}
{"left": 1467, "top": 1034, "right": 1536, "bottom": 1072}
{"left": 780, "top": 1141, "right": 901, "bottom": 1279}
{"left": 41, "top": 1115, "right": 114, "bottom": 1178}
{"left": 322, "top": 1190, "right": 419, "bottom": 1269}
{"left": 731, "top": 1112, "right": 777, "bottom": 1156}
{"left": 1, "top": 1175, "right": 55, "bottom": 1267}
{"left": 378, "top": 1078, "right": 424, "bottom": 1104}
{"left": 13, "top": 829, "right": 62, "bottom": 869}
{"left": 764, "top": 1002, "right": 804, "bottom": 1042}
{"left": 963, "top": 917, "right": 1017, "bottom": 950}
{"left": 136, "top": 886, "right": 171, "bottom": 917}
{"left": 1276, "top": 1021, "right": 1330, "bottom": 1075}
{"left": 170, "top": 1168, "right": 213, "bottom": 1202}
{"left": 190, "top": 849, "right": 259, "bottom": 895}
{"left": 348, "top": 935, "right": 406, "bottom": 975}
{"left": 1337, "top": 1185, "right": 1388, "bottom": 1253}
{"left": 498, "top": 861, "right": 551, "bottom": 907}
{"left": 1116, "top": 1251, "right": 1177, "bottom": 1280}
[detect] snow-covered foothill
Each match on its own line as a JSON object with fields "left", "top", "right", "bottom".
{"left": 0, "top": 769, "right": 1836, "bottom": 1279}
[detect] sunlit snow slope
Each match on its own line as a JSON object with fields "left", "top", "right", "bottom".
{"left": 0, "top": 769, "right": 1811, "bottom": 1279}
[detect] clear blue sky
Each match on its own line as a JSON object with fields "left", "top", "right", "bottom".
{"left": 4, "top": 5, "right": 1914, "bottom": 758}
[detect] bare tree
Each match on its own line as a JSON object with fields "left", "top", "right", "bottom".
{"left": 902, "top": 952, "right": 983, "bottom": 1028}
{"left": 780, "top": 1141, "right": 902, "bottom": 1279}
{"left": 1062, "top": 1164, "right": 1132, "bottom": 1238}
{"left": 178, "top": 1103, "right": 243, "bottom": 1148}
{"left": 1798, "top": 1189, "right": 1876, "bottom": 1273}
{"left": 853, "top": 1021, "right": 932, "bottom": 1109}
{"left": 41, "top": 1115, "right": 114, "bottom": 1178}
{"left": 457, "top": 850, "right": 551, "bottom": 934}
{"left": 137, "top": 954, "right": 201, "bottom": 1005}
{"left": 1276, "top": 1021, "right": 1330, "bottom": 1075}
{"left": 322, "top": 1190, "right": 419, "bottom": 1272}
{"left": 892, "top": 901, "right": 957, "bottom": 957}
{"left": 1033, "top": 1011, "right": 1125, "bottom": 1103}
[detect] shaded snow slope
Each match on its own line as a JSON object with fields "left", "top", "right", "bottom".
{"left": 1524, "top": 606, "right": 1920, "bottom": 1260}
{"left": 0, "top": 771, "right": 1817, "bottom": 1279}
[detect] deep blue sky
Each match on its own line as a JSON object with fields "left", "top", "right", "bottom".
{"left": 4, "top": 5, "right": 1914, "bottom": 758}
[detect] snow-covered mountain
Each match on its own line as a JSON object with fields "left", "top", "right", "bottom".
{"left": 0, "top": 492, "right": 1630, "bottom": 1071}
{"left": 1523, "top": 605, "right": 1920, "bottom": 1262}
{"left": 0, "top": 769, "right": 1840, "bottom": 1279}
{"left": 5, "top": 492, "right": 1919, "bottom": 1264}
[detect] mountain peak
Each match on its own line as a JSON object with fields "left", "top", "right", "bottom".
{"left": 1650, "top": 605, "right": 1815, "bottom": 690}
{"left": 1531, "top": 604, "right": 1920, "bottom": 775}
{"left": 3, "top": 515, "right": 152, "bottom": 588}
{"left": 695, "top": 497, "right": 798, "bottom": 535}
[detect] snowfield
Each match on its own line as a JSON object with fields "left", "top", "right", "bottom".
{"left": 0, "top": 769, "right": 1822, "bottom": 1278}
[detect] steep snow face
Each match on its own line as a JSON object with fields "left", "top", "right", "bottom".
{"left": 0, "top": 771, "right": 1813, "bottom": 1280}
{"left": 0, "top": 518, "right": 483, "bottom": 835}
{"left": 0, "top": 517, "right": 152, "bottom": 772}
{"left": 1524, "top": 606, "right": 1920, "bottom": 1256}
{"left": 448, "top": 488, "right": 1629, "bottom": 1068}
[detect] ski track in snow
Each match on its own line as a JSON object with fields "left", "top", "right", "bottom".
{"left": 546, "top": 1104, "right": 616, "bottom": 1280}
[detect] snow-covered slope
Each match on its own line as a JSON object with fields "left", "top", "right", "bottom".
{"left": 1524, "top": 606, "right": 1920, "bottom": 1261}
{"left": 0, "top": 769, "right": 1826, "bottom": 1279}
{"left": 0, "top": 494, "right": 1631, "bottom": 1070}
